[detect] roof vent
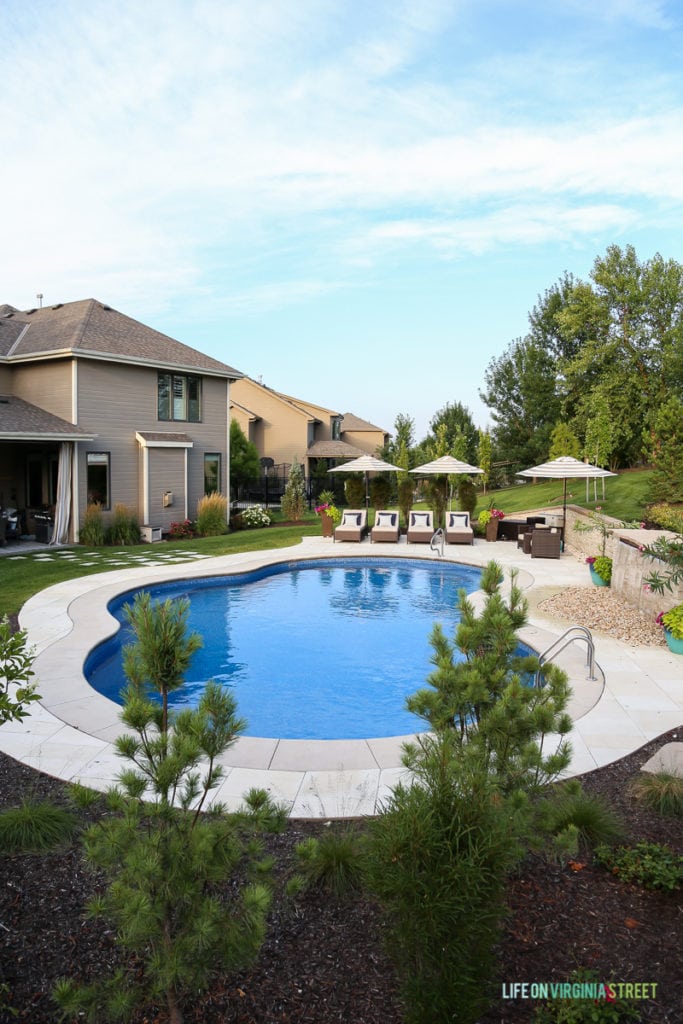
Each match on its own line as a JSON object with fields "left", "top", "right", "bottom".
{"left": 2, "top": 312, "right": 14, "bottom": 318}
{"left": 101, "top": 304, "right": 112, "bottom": 311}
{"left": 51, "top": 303, "right": 63, "bottom": 310}
{"left": 26, "top": 308, "right": 37, "bottom": 315}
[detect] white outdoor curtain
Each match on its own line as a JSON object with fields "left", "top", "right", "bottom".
{"left": 50, "top": 442, "right": 73, "bottom": 545}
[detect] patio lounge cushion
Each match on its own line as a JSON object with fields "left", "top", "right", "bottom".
{"left": 342, "top": 513, "right": 361, "bottom": 526}
{"left": 447, "top": 513, "right": 470, "bottom": 528}
{"left": 376, "top": 512, "right": 397, "bottom": 527}
{"left": 410, "top": 512, "right": 430, "bottom": 527}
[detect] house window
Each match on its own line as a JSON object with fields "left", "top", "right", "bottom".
{"left": 158, "top": 373, "right": 201, "bottom": 422}
{"left": 332, "top": 416, "right": 342, "bottom": 440}
{"left": 204, "top": 453, "right": 221, "bottom": 495}
{"left": 86, "top": 452, "right": 110, "bottom": 509}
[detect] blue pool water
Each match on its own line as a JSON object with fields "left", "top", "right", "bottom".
{"left": 85, "top": 558, "right": 483, "bottom": 740}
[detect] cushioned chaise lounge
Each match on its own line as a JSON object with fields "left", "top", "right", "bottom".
{"left": 445, "top": 511, "right": 474, "bottom": 545}
{"left": 406, "top": 509, "right": 434, "bottom": 543}
{"left": 371, "top": 510, "right": 400, "bottom": 543}
{"left": 334, "top": 509, "right": 369, "bottom": 542}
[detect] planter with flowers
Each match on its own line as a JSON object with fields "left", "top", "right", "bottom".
{"left": 479, "top": 508, "right": 505, "bottom": 542}
{"left": 315, "top": 502, "right": 342, "bottom": 537}
{"left": 656, "top": 604, "right": 683, "bottom": 654}
{"left": 586, "top": 555, "right": 612, "bottom": 587}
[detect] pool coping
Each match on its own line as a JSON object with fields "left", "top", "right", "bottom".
{"left": 6, "top": 536, "right": 683, "bottom": 818}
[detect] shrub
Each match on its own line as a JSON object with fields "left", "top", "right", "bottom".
{"left": 80, "top": 503, "right": 105, "bottom": 546}
{"left": 369, "top": 475, "right": 392, "bottom": 509}
{"left": 106, "top": 503, "right": 140, "bottom": 546}
{"left": 196, "top": 491, "right": 228, "bottom": 536}
{"left": 294, "top": 827, "right": 366, "bottom": 897}
{"left": 0, "top": 798, "right": 78, "bottom": 852}
{"left": 593, "top": 840, "right": 682, "bottom": 891}
{"left": 592, "top": 555, "right": 613, "bottom": 584}
{"left": 54, "top": 594, "right": 286, "bottom": 1023}
{"left": 657, "top": 602, "right": 683, "bottom": 639}
{"left": 365, "top": 735, "right": 522, "bottom": 1024}
{"left": 343, "top": 475, "right": 365, "bottom": 508}
{"left": 535, "top": 780, "right": 624, "bottom": 856}
{"left": 457, "top": 477, "right": 477, "bottom": 518}
{"left": 397, "top": 477, "right": 414, "bottom": 528}
{"left": 240, "top": 505, "right": 272, "bottom": 528}
{"left": 281, "top": 460, "right": 307, "bottom": 521}
{"left": 646, "top": 502, "right": 683, "bottom": 534}
{"left": 0, "top": 616, "right": 39, "bottom": 727}
{"left": 629, "top": 771, "right": 683, "bottom": 818}
{"left": 168, "top": 519, "right": 195, "bottom": 539}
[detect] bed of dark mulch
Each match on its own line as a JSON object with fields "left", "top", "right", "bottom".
{"left": 0, "top": 729, "right": 681, "bottom": 1024}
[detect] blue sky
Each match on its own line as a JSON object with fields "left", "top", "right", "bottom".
{"left": 3, "top": 0, "right": 683, "bottom": 439}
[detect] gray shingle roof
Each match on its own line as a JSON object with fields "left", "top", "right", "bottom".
{"left": 306, "top": 439, "right": 366, "bottom": 458}
{"left": 0, "top": 395, "right": 96, "bottom": 440}
{"left": 341, "top": 412, "right": 388, "bottom": 433}
{"left": 0, "top": 299, "right": 242, "bottom": 378}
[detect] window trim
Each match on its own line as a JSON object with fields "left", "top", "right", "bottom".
{"left": 158, "top": 372, "right": 202, "bottom": 423}
{"left": 86, "top": 451, "right": 111, "bottom": 510}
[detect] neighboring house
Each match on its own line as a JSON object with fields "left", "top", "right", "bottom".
{"left": 230, "top": 376, "right": 389, "bottom": 479}
{"left": 0, "top": 299, "right": 242, "bottom": 543}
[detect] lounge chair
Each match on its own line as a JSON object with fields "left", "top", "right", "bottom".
{"left": 530, "top": 529, "right": 562, "bottom": 559}
{"left": 371, "top": 510, "right": 400, "bottom": 543}
{"left": 406, "top": 509, "right": 434, "bottom": 544}
{"left": 445, "top": 511, "right": 473, "bottom": 545}
{"left": 334, "top": 509, "right": 368, "bottom": 543}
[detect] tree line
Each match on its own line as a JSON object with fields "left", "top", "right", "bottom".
{"left": 382, "top": 244, "right": 683, "bottom": 499}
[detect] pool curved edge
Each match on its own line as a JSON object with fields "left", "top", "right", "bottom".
{"left": 11, "top": 537, "right": 621, "bottom": 818}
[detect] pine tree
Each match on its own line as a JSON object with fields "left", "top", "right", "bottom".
{"left": 406, "top": 560, "right": 572, "bottom": 795}
{"left": 55, "top": 594, "right": 286, "bottom": 1024}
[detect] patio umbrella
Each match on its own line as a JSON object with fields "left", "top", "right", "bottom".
{"left": 410, "top": 455, "right": 484, "bottom": 512}
{"left": 410, "top": 455, "right": 484, "bottom": 476}
{"left": 329, "top": 454, "right": 402, "bottom": 507}
{"left": 517, "top": 456, "right": 617, "bottom": 525}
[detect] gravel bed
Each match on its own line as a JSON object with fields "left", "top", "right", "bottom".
{"left": 538, "top": 586, "right": 668, "bottom": 647}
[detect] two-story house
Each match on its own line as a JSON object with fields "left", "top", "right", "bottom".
{"left": 230, "top": 377, "right": 389, "bottom": 481}
{"left": 0, "top": 299, "right": 242, "bottom": 543}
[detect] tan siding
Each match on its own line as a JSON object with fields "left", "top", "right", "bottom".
{"left": 231, "top": 378, "right": 310, "bottom": 466}
{"left": 341, "top": 429, "right": 385, "bottom": 455}
{"left": 12, "top": 361, "right": 74, "bottom": 420}
{"left": 0, "top": 366, "right": 13, "bottom": 392}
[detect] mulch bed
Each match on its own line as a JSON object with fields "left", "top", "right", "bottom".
{"left": 0, "top": 729, "right": 681, "bottom": 1023}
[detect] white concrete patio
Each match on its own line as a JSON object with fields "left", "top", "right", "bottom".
{"left": 3, "top": 534, "right": 681, "bottom": 817}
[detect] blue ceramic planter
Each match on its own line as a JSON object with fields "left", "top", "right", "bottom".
{"left": 589, "top": 566, "right": 609, "bottom": 587}
{"left": 664, "top": 629, "right": 683, "bottom": 655}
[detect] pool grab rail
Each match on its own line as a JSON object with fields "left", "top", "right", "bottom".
{"left": 534, "top": 625, "right": 604, "bottom": 687}
{"left": 430, "top": 528, "right": 445, "bottom": 558}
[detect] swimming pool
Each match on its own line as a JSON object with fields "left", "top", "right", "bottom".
{"left": 85, "top": 558, "right": 483, "bottom": 741}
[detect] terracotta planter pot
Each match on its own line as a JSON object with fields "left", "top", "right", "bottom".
{"left": 664, "top": 629, "right": 683, "bottom": 654}
{"left": 485, "top": 520, "right": 499, "bottom": 542}
{"left": 321, "top": 513, "right": 334, "bottom": 538}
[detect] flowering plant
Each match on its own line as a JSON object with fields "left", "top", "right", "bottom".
{"left": 240, "top": 505, "right": 271, "bottom": 528}
{"left": 656, "top": 603, "right": 683, "bottom": 640}
{"left": 587, "top": 555, "right": 612, "bottom": 584}
{"left": 479, "top": 508, "right": 504, "bottom": 527}
{"left": 168, "top": 519, "right": 195, "bottom": 539}
{"left": 490, "top": 508, "right": 505, "bottom": 520}
{"left": 315, "top": 502, "right": 342, "bottom": 526}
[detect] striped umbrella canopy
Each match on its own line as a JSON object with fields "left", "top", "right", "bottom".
{"left": 410, "top": 455, "right": 483, "bottom": 476}
{"left": 517, "top": 456, "right": 617, "bottom": 522}
{"left": 329, "top": 454, "right": 402, "bottom": 506}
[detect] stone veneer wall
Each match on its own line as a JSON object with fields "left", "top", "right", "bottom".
{"left": 563, "top": 505, "right": 682, "bottom": 619}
